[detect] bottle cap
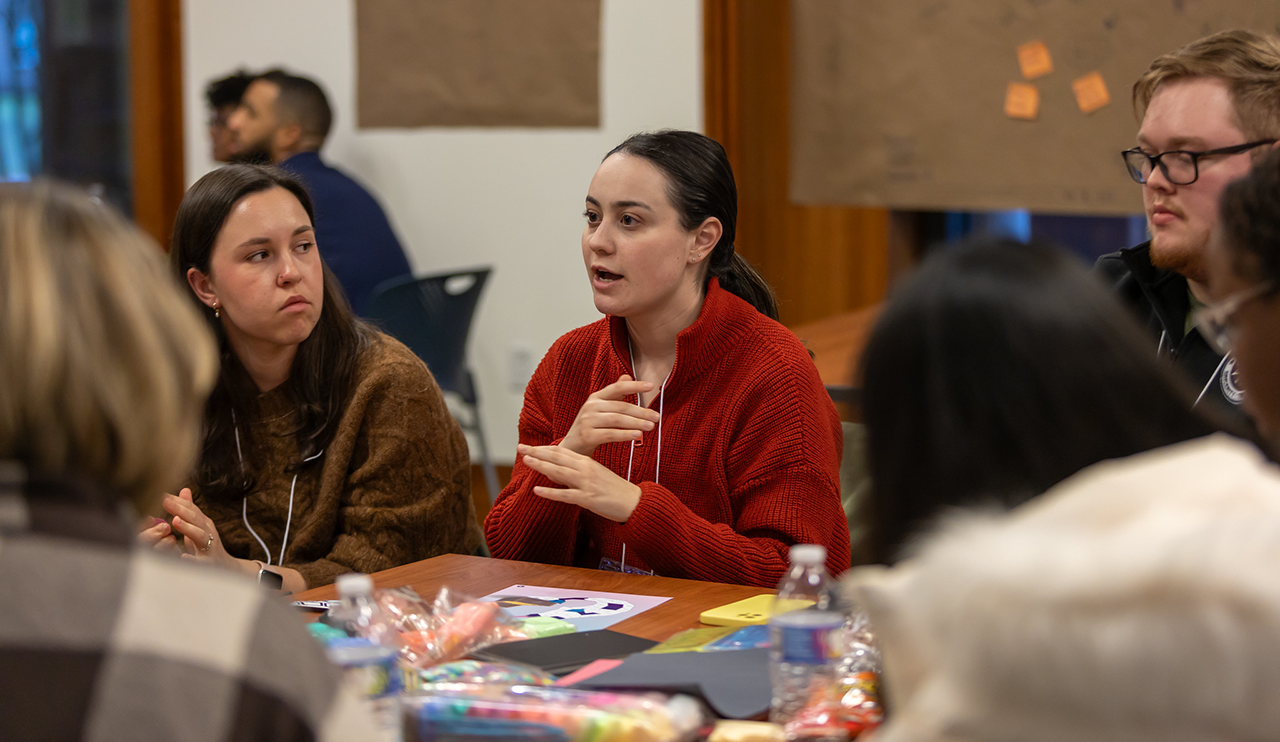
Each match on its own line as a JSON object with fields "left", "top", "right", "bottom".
{"left": 336, "top": 573, "right": 374, "bottom": 599}
{"left": 789, "top": 544, "right": 827, "bottom": 566}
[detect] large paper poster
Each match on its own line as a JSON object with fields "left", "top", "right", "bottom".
{"left": 790, "top": 0, "right": 1280, "bottom": 215}
{"left": 356, "top": 0, "right": 601, "bottom": 128}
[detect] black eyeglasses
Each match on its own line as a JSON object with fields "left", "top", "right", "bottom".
{"left": 1192, "top": 280, "right": 1276, "bottom": 354}
{"left": 1121, "top": 140, "right": 1276, "bottom": 186}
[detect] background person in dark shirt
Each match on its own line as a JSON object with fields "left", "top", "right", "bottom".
{"left": 227, "top": 69, "right": 412, "bottom": 315}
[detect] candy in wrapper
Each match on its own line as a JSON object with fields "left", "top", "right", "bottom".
{"left": 836, "top": 671, "right": 883, "bottom": 734}
{"left": 785, "top": 671, "right": 883, "bottom": 740}
{"left": 785, "top": 693, "right": 849, "bottom": 741}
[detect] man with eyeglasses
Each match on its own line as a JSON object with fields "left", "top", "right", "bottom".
{"left": 1096, "top": 30, "right": 1280, "bottom": 419}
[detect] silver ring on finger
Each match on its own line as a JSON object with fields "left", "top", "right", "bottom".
{"left": 201, "top": 532, "right": 213, "bottom": 552}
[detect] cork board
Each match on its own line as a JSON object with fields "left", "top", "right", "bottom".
{"left": 791, "top": 0, "right": 1280, "bottom": 215}
{"left": 356, "top": 0, "right": 601, "bottom": 128}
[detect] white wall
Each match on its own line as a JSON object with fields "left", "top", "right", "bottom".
{"left": 183, "top": 0, "right": 704, "bottom": 462}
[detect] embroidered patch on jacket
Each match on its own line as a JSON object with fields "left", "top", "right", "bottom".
{"left": 1221, "top": 356, "right": 1245, "bottom": 405}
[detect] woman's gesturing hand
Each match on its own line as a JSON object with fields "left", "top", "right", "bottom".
{"left": 520, "top": 443, "right": 642, "bottom": 523}
{"left": 559, "top": 375, "right": 661, "bottom": 457}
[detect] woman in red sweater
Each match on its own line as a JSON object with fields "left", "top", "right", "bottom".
{"left": 484, "top": 130, "right": 849, "bottom": 587}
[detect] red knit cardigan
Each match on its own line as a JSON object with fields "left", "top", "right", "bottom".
{"left": 484, "top": 280, "right": 850, "bottom": 587}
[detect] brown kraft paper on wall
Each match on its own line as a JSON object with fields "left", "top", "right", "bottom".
{"left": 790, "top": 0, "right": 1280, "bottom": 215}
{"left": 356, "top": 0, "right": 601, "bottom": 128}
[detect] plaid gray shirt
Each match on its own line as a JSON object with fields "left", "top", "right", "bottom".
{"left": 0, "top": 463, "right": 382, "bottom": 741}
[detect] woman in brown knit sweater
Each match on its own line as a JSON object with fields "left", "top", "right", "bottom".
{"left": 140, "top": 165, "right": 481, "bottom": 590}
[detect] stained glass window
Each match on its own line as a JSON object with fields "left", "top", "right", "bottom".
{"left": 0, "top": 0, "right": 40, "bottom": 181}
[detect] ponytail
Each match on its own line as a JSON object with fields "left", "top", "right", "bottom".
{"left": 708, "top": 249, "right": 779, "bottom": 321}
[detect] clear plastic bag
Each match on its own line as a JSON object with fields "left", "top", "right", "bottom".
{"left": 368, "top": 585, "right": 529, "bottom": 668}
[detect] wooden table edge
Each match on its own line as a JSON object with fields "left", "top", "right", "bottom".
{"left": 290, "top": 554, "right": 772, "bottom": 642}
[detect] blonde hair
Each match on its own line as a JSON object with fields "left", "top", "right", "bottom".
{"left": 0, "top": 181, "right": 217, "bottom": 511}
{"left": 1133, "top": 29, "right": 1280, "bottom": 141}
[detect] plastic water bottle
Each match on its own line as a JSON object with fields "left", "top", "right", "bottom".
{"left": 327, "top": 573, "right": 393, "bottom": 643}
{"left": 326, "top": 574, "right": 402, "bottom": 737}
{"left": 769, "top": 544, "right": 844, "bottom": 726}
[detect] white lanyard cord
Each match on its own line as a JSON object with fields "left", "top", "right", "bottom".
{"left": 232, "top": 408, "right": 323, "bottom": 565}
{"left": 621, "top": 339, "right": 670, "bottom": 574}
{"left": 242, "top": 498, "right": 273, "bottom": 565}
{"left": 624, "top": 338, "right": 671, "bottom": 487}
{"left": 1194, "top": 353, "right": 1230, "bottom": 408}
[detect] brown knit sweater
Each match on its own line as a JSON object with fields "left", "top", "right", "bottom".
{"left": 196, "top": 332, "right": 481, "bottom": 588}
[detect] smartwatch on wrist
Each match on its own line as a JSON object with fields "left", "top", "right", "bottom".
{"left": 257, "top": 564, "right": 284, "bottom": 591}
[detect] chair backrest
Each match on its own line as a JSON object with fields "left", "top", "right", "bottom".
{"left": 365, "top": 267, "right": 492, "bottom": 402}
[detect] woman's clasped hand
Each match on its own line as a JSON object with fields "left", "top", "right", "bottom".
{"left": 138, "top": 488, "right": 237, "bottom": 566}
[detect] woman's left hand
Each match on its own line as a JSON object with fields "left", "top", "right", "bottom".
{"left": 163, "top": 488, "right": 239, "bottom": 569}
{"left": 519, "top": 443, "right": 642, "bottom": 523}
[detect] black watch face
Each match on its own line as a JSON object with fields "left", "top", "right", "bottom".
{"left": 259, "top": 569, "right": 284, "bottom": 590}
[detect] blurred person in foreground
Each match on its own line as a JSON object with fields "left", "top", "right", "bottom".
{"left": 843, "top": 433, "right": 1280, "bottom": 741}
{"left": 859, "top": 238, "right": 1230, "bottom": 565}
{"left": 227, "top": 69, "right": 411, "bottom": 315}
{"left": 0, "top": 181, "right": 379, "bottom": 740}
{"left": 1210, "top": 146, "right": 1280, "bottom": 447}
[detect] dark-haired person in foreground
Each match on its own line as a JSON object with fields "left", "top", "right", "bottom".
{"left": 484, "top": 130, "right": 849, "bottom": 588}
{"left": 861, "top": 238, "right": 1229, "bottom": 565}
{"left": 1212, "top": 147, "right": 1280, "bottom": 449}
{"left": 0, "top": 181, "right": 380, "bottom": 739}
{"left": 228, "top": 69, "right": 410, "bottom": 314}
{"left": 140, "top": 164, "right": 480, "bottom": 590}
{"left": 1096, "top": 30, "right": 1280, "bottom": 423}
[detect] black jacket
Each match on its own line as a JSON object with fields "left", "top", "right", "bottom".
{"left": 1095, "top": 242, "right": 1248, "bottom": 419}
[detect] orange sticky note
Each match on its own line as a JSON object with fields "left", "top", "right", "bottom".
{"left": 1004, "top": 82, "right": 1040, "bottom": 120}
{"left": 1073, "top": 71, "right": 1111, "bottom": 114}
{"left": 1017, "top": 40, "right": 1053, "bottom": 80}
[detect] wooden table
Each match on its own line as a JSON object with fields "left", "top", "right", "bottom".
{"left": 292, "top": 554, "right": 769, "bottom": 641}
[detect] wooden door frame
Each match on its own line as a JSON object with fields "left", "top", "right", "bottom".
{"left": 703, "top": 0, "right": 921, "bottom": 301}
{"left": 129, "top": 0, "right": 184, "bottom": 248}
{"left": 703, "top": 0, "right": 739, "bottom": 169}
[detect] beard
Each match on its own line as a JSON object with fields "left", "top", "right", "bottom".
{"left": 1149, "top": 229, "right": 1209, "bottom": 284}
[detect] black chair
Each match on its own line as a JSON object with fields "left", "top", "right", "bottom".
{"left": 366, "top": 267, "right": 501, "bottom": 504}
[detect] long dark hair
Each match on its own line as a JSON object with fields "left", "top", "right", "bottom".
{"left": 606, "top": 130, "right": 779, "bottom": 320}
{"left": 860, "top": 237, "right": 1229, "bottom": 564}
{"left": 170, "top": 164, "right": 373, "bottom": 500}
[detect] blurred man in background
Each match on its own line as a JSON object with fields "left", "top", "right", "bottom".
{"left": 204, "top": 70, "right": 255, "bottom": 163}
